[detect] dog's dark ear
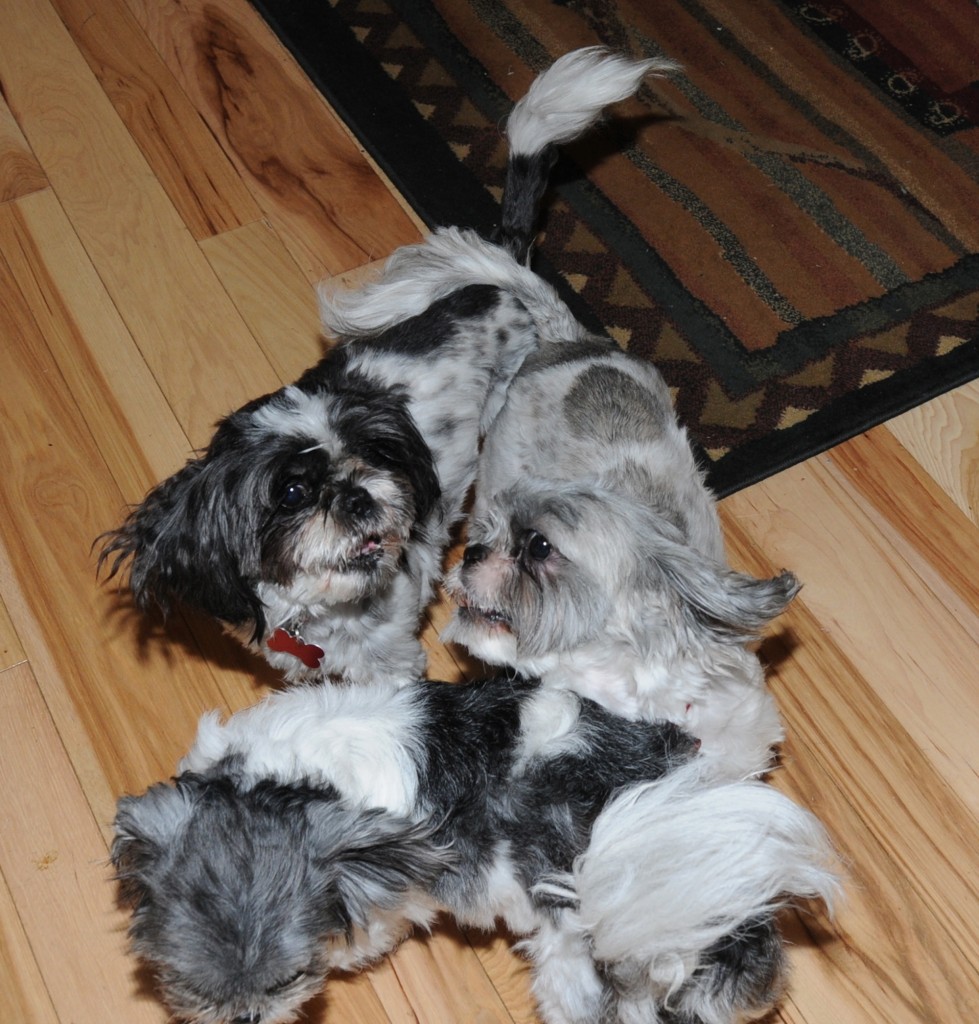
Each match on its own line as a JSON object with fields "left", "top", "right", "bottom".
{"left": 111, "top": 781, "right": 199, "bottom": 905}
{"left": 334, "top": 392, "right": 442, "bottom": 524}
{"left": 97, "top": 457, "right": 265, "bottom": 633}
{"left": 644, "top": 531, "right": 800, "bottom": 643}
{"left": 306, "top": 803, "right": 454, "bottom": 928}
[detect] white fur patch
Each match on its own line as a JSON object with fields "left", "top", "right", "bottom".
{"left": 320, "top": 227, "right": 585, "bottom": 344}
{"left": 250, "top": 388, "right": 344, "bottom": 451}
{"left": 181, "top": 684, "right": 427, "bottom": 816}
{"left": 507, "top": 47, "right": 680, "bottom": 156}
{"left": 518, "top": 914, "right": 607, "bottom": 1024}
{"left": 567, "top": 762, "right": 841, "bottom": 994}
{"left": 514, "top": 688, "right": 589, "bottom": 769}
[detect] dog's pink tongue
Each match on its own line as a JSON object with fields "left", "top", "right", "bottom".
{"left": 267, "top": 628, "right": 325, "bottom": 669}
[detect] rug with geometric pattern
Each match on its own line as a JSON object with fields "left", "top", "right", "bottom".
{"left": 250, "top": 0, "right": 979, "bottom": 494}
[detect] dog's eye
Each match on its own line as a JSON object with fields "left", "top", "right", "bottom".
{"left": 267, "top": 970, "right": 306, "bottom": 994}
{"left": 525, "top": 532, "right": 552, "bottom": 561}
{"left": 279, "top": 481, "right": 310, "bottom": 510}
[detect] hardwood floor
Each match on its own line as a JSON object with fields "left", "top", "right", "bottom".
{"left": 0, "top": 2, "right": 976, "bottom": 1022}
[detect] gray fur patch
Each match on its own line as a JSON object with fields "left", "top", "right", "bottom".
{"left": 563, "top": 365, "right": 666, "bottom": 444}
{"left": 522, "top": 337, "right": 617, "bottom": 375}
{"left": 613, "top": 460, "right": 689, "bottom": 539}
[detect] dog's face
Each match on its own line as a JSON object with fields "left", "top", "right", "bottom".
{"left": 444, "top": 487, "right": 614, "bottom": 667}
{"left": 112, "top": 772, "right": 451, "bottom": 1024}
{"left": 99, "top": 380, "right": 440, "bottom": 640}
{"left": 444, "top": 482, "right": 798, "bottom": 673}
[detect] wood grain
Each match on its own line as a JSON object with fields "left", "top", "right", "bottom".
{"left": 0, "top": 2, "right": 975, "bottom": 1023}
{"left": 887, "top": 380, "right": 979, "bottom": 528}
{"left": 0, "top": 0, "right": 280, "bottom": 447}
{"left": 200, "top": 219, "right": 327, "bottom": 382}
{"left": 0, "top": 664, "right": 169, "bottom": 1024}
{"left": 0, "top": 592, "right": 26, "bottom": 673}
{"left": 721, "top": 455, "right": 979, "bottom": 811}
{"left": 126, "top": 0, "right": 422, "bottom": 280}
{"left": 0, "top": 864, "right": 58, "bottom": 1024}
{"left": 0, "top": 95, "right": 47, "bottom": 203}
{"left": 49, "top": 0, "right": 262, "bottom": 239}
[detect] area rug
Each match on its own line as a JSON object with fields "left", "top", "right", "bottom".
{"left": 250, "top": 0, "right": 979, "bottom": 495}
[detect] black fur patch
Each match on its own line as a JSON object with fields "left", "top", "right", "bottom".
{"left": 496, "top": 150, "right": 560, "bottom": 261}
{"left": 408, "top": 677, "right": 698, "bottom": 905}
{"left": 359, "top": 284, "right": 504, "bottom": 356}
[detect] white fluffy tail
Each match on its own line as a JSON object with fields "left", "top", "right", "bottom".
{"left": 506, "top": 46, "right": 679, "bottom": 157}
{"left": 318, "top": 226, "right": 586, "bottom": 344}
{"left": 319, "top": 47, "right": 680, "bottom": 338}
{"left": 560, "top": 763, "right": 841, "bottom": 993}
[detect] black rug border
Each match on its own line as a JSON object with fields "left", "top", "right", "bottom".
{"left": 250, "top": 0, "right": 979, "bottom": 496}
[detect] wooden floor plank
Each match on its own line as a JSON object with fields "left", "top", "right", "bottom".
{"left": 386, "top": 921, "right": 517, "bottom": 1024}
{"left": 886, "top": 381, "right": 979, "bottom": 528}
{"left": 721, "top": 445, "right": 979, "bottom": 813}
{"left": 51, "top": 0, "right": 262, "bottom": 239}
{"left": 0, "top": 241, "right": 252, "bottom": 820}
{"left": 829, "top": 426, "right": 979, "bottom": 617}
{"left": 0, "top": 96, "right": 47, "bottom": 204}
{"left": 0, "top": 192, "right": 190, "bottom": 495}
{"left": 0, "top": 591, "right": 26, "bottom": 673}
{"left": 0, "top": 0, "right": 280, "bottom": 448}
{"left": 0, "top": 865, "right": 59, "bottom": 1024}
{"left": 200, "top": 219, "right": 328, "bottom": 382}
{"left": 126, "top": 0, "right": 422, "bottom": 280}
{"left": 721, "top": 501, "right": 979, "bottom": 1022}
{"left": 0, "top": 663, "right": 169, "bottom": 1024}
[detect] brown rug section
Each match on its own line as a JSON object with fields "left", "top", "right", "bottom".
{"left": 250, "top": 0, "right": 979, "bottom": 494}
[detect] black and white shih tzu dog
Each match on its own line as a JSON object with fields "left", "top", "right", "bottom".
{"left": 113, "top": 676, "right": 838, "bottom": 1024}
{"left": 99, "top": 48, "right": 671, "bottom": 685}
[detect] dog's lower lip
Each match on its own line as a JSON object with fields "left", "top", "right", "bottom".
{"left": 347, "top": 534, "right": 384, "bottom": 568}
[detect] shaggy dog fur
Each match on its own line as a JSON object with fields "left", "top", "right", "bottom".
{"left": 98, "top": 48, "right": 672, "bottom": 686}
{"left": 114, "top": 676, "right": 838, "bottom": 1024}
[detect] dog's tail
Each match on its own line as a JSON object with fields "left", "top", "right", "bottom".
{"left": 538, "top": 763, "right": 840, "bottom": 1008}
{"left": 319, "top": 48, "right": 676, "bottom": 342}
{"left": 499, "top": 47, "right": 678, "bottom": 261}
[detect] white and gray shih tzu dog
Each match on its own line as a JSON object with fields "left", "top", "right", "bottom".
{"left": 112, "top": 676, "right": 838, "bottom": 1024}
{"left": 435, "top": 73, "right": 800, "bottom": 782}
{"left": 98, "top": 48, "right": 669, "bottom": 686}
{"left": 442, "top": 352, "right": 798, "bottom": 780}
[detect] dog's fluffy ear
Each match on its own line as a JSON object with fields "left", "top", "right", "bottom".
{"left": 306, "top": 803, "right": 454, "bottom": 928}
{"left": 331, "top": 390, "right": 441, "bottom": 525}
{"left": 640, "top": 527, "right": 800, "bottom": 643}
{"left": 97, "top": 454, "right": 265, "bottom": 633}
{"left": 111, "top": 780, "right": 200, "bottom": 905}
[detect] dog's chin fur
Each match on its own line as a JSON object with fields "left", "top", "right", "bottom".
{"left": 114, "top": 678, "right": 839, "bottom": 1024}
{"left": 443, "top": 335, "right": 800, "bottom": 780}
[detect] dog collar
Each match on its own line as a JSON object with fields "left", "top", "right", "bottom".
{"left": 266, "top": 625, "right": 325, "bottom": 669}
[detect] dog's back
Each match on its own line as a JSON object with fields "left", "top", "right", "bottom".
{"left": 476, "top": 337, "right": 724, "bottom": 562}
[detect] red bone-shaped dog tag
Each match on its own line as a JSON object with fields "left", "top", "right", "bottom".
{"left": 267, "top": 628, "right": 325, "bottom": 669}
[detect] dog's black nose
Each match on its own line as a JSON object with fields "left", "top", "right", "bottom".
{"left": 232, "top": 1014, "right": 260, "bottom": 1024}
{"left": 336, "top": 486, "right": 374, "bottom": 520}
{"left": 463, "top": 544, "right": 490, "bottom": 566}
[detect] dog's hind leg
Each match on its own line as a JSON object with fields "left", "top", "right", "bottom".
{"left": 667, "top": 914, "right": 787, "bottom": 1024}
{"left": 519, "top": 913, "right": 610, "bottom": 1024}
